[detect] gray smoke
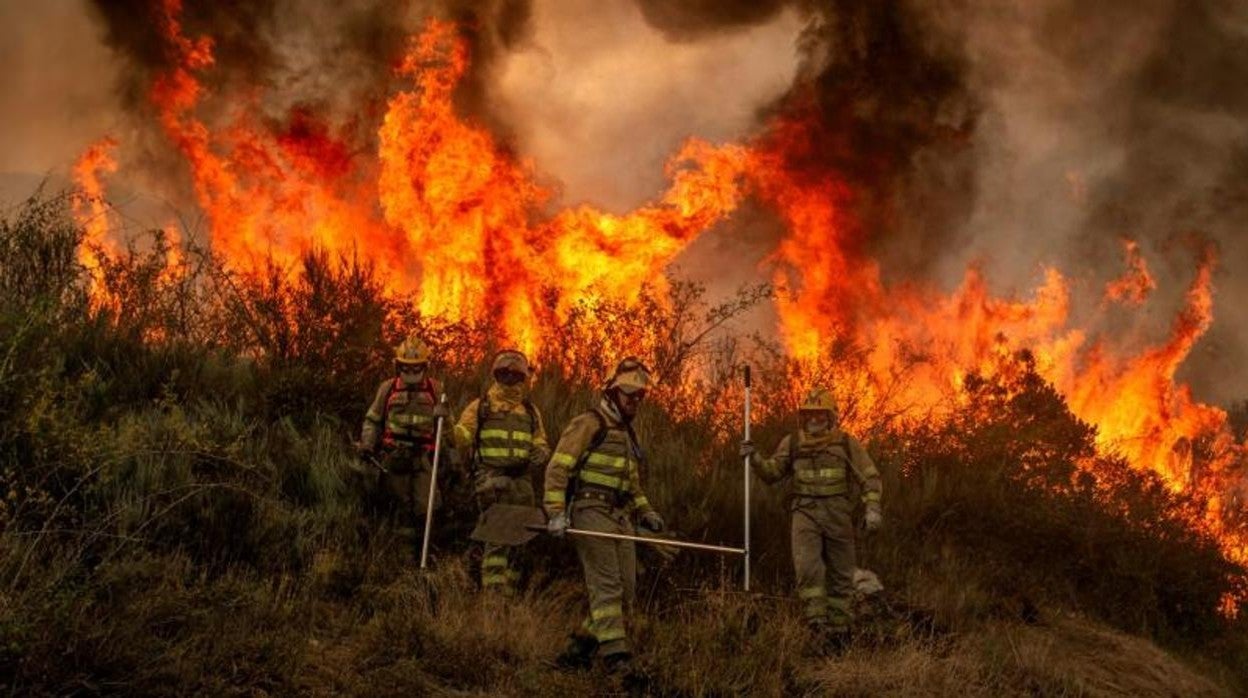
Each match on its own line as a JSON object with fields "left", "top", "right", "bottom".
{"left": 630, "top": 0, "right": 1248, "bottom": 403}
{"left": 2, "top": 0, "right": 1244, "bottom": 404}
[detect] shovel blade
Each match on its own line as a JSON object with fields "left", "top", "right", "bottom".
{"left": 470, "top": 504, "right": 546, "bottom": 546}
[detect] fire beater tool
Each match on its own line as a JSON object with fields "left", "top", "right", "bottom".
{"left": 470, "top": 504, "right": 746, "bottom": 556}
{"left": 743, "top": 363, "right": 752, "bottom": 591}
{"left": 419, "top": 393, "right": 448, "bottom": 569}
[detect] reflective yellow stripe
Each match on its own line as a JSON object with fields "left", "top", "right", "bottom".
{"left": 795, "top": 483, "right": 848, "bottom": 496}
{"left": 365, "top": 411, "right": 382, "bottom": 423}
{"left": 551, "top": 452, "right": 576, "bottom": 467}
{"left": 827, "top": 597, "right": 851, "bottom": 610}
{"left": 482, "top": 574, "right": 510, "bottom": 586}
{"left": 579, "top": 471, "right": 624, "bottom": 489}
{"left": 863, "top": 491, "right": 881, "bottom": 503}
{"left": 585, "top": 452, "right": 627, "bottom": 470}
{"left": 544, "top": 491, "right": 565, "bottom": 505}
{"left": 795, "top": 468, "right": 846, "bottom": 482}
{"left": 632, "top": 496, "right": 650, "bottom": 510}
{"left": 591, "top": 604, "right": 622, "bottom": 620}
{"left": 593, "top": 627, "right": 627, "bottom": 642}
{"left": 483, "top": 555, "right": 508, "bottom": 569}
{"left": 391, "top": 414, "right": 432, "bottom": 426}
{"left": 480, "top": 428, "right": 531, "bottom": 442}
{"left": 799, "top": 586, "right": 826, "bottom": 599}
{"left": 479, "top": 447, "right": 513, "bottom": 458}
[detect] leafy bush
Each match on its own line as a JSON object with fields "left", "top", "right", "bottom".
{"left": 1, "top": 193, "right": 1245, "bottom": 694}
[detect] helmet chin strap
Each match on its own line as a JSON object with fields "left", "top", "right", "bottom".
{"left": 602, "top": 391, "right": 629, "bottom": 423}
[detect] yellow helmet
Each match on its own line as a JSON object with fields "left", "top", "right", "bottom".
{"left": 491, "top": 349, "right": 530, "bottom": 377}
{"left": 606, "top": 357, "right": 651, "bottom": 393}
{"left": 799, "top": 387, "right": 838, "bottom": 418}
{"left": 394, "top": 334, "right": 431, "bottom": 366}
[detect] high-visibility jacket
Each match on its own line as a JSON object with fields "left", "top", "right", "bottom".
{"left": 755, "top": 428, "right": 881, "bottom": 504}
{"left": 453, "top": 386, "right": 550, "bottom": 474}
{"left": 361, "top": 376, "right": 441, "bottom": 450}
{"left": 543, "top": 401, "right": 653, "bottom": 516}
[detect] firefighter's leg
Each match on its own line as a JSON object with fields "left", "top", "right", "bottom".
{"left": 574, "top": 503, "right": 630, "bottom": 658}
{"left": 822, "top": 499, "right": 857, "bottom": 634}
{"left": 791, "top": 502, "right": 829, "bottom": 626}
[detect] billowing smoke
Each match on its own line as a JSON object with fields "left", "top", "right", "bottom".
{"left": 929, "top": 1, "right": 1248, "bottom": 402}
{"left": 627, "top": 0, "right": 1247, "bottom": 402}
{"left": 2, "top": 0, "right": 1244, "bottom": 402}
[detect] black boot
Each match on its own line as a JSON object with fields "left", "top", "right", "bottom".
{"left": 603, "top": 650, "right": 632, "bottom": 673}
{"left": 555, "top": 634, "right": 598, "bottom": 671}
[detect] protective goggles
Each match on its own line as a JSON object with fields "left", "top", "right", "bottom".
{"left": 493, "top": 367, "right": 527, "bottom": 385}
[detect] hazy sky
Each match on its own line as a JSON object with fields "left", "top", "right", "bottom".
{"left": 1, "top": 0, "right": 1245, "bottom": 404}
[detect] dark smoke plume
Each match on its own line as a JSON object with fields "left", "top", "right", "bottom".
{"left": 77, "top": 0, "right": 1248, "bottom": 403}
{"left": 631, "top": 0, "right": 980, "bottom": 279}
{"left": 634, "top": 0, "right": 1248, "bottom": 404}
{"left": 82, "top": 0, "right": 533, "bottom": 176}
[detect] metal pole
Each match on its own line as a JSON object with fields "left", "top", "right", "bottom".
{"left": 743, "top": 364, "right": 752, "bottom": 591}
{"left": 419, "top": 393, "right": 448, "bottom": 569}
{"left": 525, "top": 524, "right": 746, "bottom": 555}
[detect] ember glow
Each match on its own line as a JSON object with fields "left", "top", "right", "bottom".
{"left": 71, "top": 136, "right": 119, "bottom": 304}
{"left": 73, "top": 6, "right": 1246, "bottom": 597}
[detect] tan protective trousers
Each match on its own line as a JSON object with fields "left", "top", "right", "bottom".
{"left": 380, "top": 449, "right": 438, "bottom": 537}
{"left": 476, "top": 474, "right": 535, "bottom": 592}
{"left": 572, "top": 499, "right": 636, "bottom": 657}
{"left": 791, "top": 495, "right": 856, "bottom": 629}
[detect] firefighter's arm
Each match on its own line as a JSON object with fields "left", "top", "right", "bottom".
{"left": 360, "top": 380, "right": 390, "bottom": 451}
{"left": 452, "top": 398, "right": 480, "bottom": 455}
{"left": 528, "top": 405, "right": 553, "bottom": 467}
{"left": 542, "top": 413, "right": 597, "bottom": 516}
{"left": 847, "top": 435, "right": 882, "bottom": 507}
{"left": 626, "top": 458, "right": 655, "bottom": 515}
{"left": 754, "top": 435, "right": 794, "bottom": 484}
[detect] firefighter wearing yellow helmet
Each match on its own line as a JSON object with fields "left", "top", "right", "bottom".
{"left": 543, "top": 358, "right": 665, "bottom": 673}
{"left": 741, "top": 387, "right": 881, "bottom": 645}
{"left": 359, "top": 334, "right": 451, "bottom": 548}
{"left": 453, "top": 350, "right": 551, "bottom": 594}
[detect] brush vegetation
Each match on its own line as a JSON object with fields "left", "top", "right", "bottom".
{"left": 1, "top": 193, "right": 1246, "bottom": 696}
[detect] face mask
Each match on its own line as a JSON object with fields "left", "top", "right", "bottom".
{"left": 614, "top": 388, "right": 645, "bottom": 419}
{"left": 494, "top": 369, "right": 526, "bottom": 386}
{"left": 400, "top": 368, "right": 425, "bottom": 385}
{"left": 805, "top": 416, "right": 830, "bottom": 434}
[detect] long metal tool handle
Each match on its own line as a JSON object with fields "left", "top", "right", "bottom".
{"left": 419, "top": 393, "right": 448, "bottom": 569}
{"left": 743, "top": 364, "right": 752, "bottom": 591}
{"left": 525, "top": 524, "right": 746, "bottom": 555}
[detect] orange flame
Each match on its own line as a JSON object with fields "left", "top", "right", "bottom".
{"left": 757, "top": 115, "right": 1246, "bottom": 576}
{"left": 73, "top": 7, "right": 1245, "bottom": 600}
{"left": 71, "top": 137, "right": 120, "bottom": 304}
{"left": 1103, "top": 238, "right": 1156, "bottom": 307}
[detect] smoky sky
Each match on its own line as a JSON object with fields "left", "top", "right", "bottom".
{"left": 1, "top": 0, "right": 1245, "bottom": 403}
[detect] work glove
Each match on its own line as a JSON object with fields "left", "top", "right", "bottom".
{"left": 640, "top": 510, "right": 665, "bottom": 533}
{"left": 863, "top": 503, "right": 882, "bottom": 533}
{"left": 739, "top": 440, "right": 757, "bottom": 461}
{"left": 547, "top": 511, "right": 569, "bottom": 537}
{"left": 431, "top": 403, "right": 451, "bottom": 420}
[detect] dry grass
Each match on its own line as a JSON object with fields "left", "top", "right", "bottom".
{"left": 2, "top": 194, "right": 1246, "bottom": 696}
{"left": 807, "top": 615, "right": 1229, "bottom": 697}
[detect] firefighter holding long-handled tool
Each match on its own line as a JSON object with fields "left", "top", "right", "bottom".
{"left": 741, "top": 387, "right": 882, "bottom": 649}
{"left": 357, "top": 334, "right": 452, "bottom": 563}
{"left": 467, "top": 356, "right": 747, "bottom": 674}
{"left": 541, "top": 357, "right": 666, "bottom": 673}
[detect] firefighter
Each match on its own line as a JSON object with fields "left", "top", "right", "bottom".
{"left": 740, "top": 387, "right": 882, "bottom": 646}
{"left": 453, "top": 350, "right": 551, "bottom": 594}
{"left": 543, "top": 358, "right": 666, "bottom": 672}
{"left": 358, "top": 334, "right": 451, "bottom": 550}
